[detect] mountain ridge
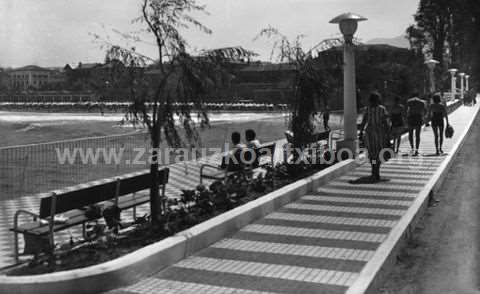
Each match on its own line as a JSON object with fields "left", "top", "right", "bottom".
{"left": 366, "top": 35, "right": 410, "bottom": 49}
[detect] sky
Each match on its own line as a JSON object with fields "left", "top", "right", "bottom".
{"left": 0, "top": 0, "right": 419, "bottom": 68}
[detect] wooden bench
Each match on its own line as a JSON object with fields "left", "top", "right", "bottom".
{"left": 199, "top": 142, "right": 276, "bottom": 185}
{"left": 283, "top": 130, "right": 332, "bottom": 163}
{"left": 10, "top": 168, "right": 169, "bottom": 262}
{"left": 284, "top": 130, "right": 332, "bottom": 149}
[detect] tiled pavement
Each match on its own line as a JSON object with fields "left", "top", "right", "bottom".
{"left": 105, "top": 104, "right": 479, "bottom": 294}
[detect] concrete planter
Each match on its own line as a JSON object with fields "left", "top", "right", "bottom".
{"left": 0, "top": 159, "right": 356, "bottom": 294}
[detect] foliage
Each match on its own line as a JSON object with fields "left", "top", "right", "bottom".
{"left": 407, "top": 0, "right": 480, "bottom": 89}
{"left": 94, "top": 0, "right": 254, "bottom": 224}
{"left": 317, "top": 45, "right": 425, "bottom": 105}
{"left": 254, "top": 27, "right": 330, "bottom": 149}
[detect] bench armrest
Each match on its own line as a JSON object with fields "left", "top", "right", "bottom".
{"left": 12, "top": 210, "right": 41, "bottom": 231}
{"left": 200, "top": 163, "right": 222, "bottom": 170}
{"left": 200, "top": 163, "right": 224, "bottom": 176}
{"left": 200, "top": 163, "right": 226, "bottom": 184}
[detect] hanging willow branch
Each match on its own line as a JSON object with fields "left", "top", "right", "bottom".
{"left": 255, "top": 27, "right": 330, "bottom": 148}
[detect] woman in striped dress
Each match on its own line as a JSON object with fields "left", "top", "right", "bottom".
{"left": 359, "top": 92, "right": 390, "bottom": 182}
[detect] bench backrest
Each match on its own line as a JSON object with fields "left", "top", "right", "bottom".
{"left": 39, "top": 168, "right": 169, "bottom": 219}
{"left": 256, "top": 142, "right": 276, "bottom": 165}
{"left": 285, "top": 130, "right": 330, "bottom": 145}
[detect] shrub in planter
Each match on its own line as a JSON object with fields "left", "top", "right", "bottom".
{"left": 103, "top": 205, "right": 121, "bottom": 230}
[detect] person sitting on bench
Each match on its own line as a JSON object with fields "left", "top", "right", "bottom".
{"left": 245, "top": 129, "right": 261, "bottom": 149}
{"left": 230, "top": 131, "right": 246, "bottom": 150}
{"left": 221, "top": 132, "right": 246, "bottom": 171}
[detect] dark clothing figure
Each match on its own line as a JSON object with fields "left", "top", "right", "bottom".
{"left": 428, "top": 95, "right": 449, "bottom": 155}
{"left": 322, "top": 108, "right": 330, "bottom": 131}
{"left": 390, "top": 102, "right": 405, "bottom": 153}
{"left": 406, "top": 97, "right": 427, "bottom": 156}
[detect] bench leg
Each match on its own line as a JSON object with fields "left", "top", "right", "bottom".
{"left": 49, "top": 232, "right": 55, "bottom": 253}
{"left": 133, "top": 206, "right": 137, "bottom": 219}
{"left": 14, "top": 231, "right": 19, "bottom": 263}
{"left": 82, "top": 223, "right": 86, "bottom": 239}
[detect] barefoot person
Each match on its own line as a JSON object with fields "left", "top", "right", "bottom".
{"left": 390, "top": 97, "right": 406, "bottom": 153}
{"left": 428, "top": 94, "right": 449, "bottom": 155}
{"left": 406, "top": 93, "right": 427, "bottom": 156}
{"left": 359, "top": 92, "right": 390, "bottom": 182}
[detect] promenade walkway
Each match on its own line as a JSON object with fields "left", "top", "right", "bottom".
{"left": 106, "top": 103, "right": 479, "bottom": 294}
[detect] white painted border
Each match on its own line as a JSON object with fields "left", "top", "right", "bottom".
{"left": 346, "top": 103, "right": 480, "bottom": 294}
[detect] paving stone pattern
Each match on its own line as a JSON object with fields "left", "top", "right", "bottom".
{"left": 107, "top": 104, "right": 478, "bottom": 294}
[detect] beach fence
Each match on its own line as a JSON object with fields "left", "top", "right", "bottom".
{"left": 0, "top": 131, "right": 152, "bottom": 201}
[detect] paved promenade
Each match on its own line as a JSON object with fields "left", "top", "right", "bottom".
{"left": 106, "top": 103, "right": 479, "bottom": 294}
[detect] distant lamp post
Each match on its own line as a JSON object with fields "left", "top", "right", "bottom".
{"left": 465, "top": 75, "right": 470, "bottom": 92}
{"left": 425, "top": 59, "right": 439, "bottom": 94}
{"left": 448, "top": 68, "right": 458, "bottom": 100}
{"left": 459, "top": 72, "right": 465, "bottom": 100}
{"left": 104, "top": 81, "right": 110, "bottom": 101}
{"left": 330, "top": 12, "right": 367, "bottom": 155}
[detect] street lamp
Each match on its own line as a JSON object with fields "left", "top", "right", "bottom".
{"left": 465, "top": 75, "right": 470, "bottom": 92}
{"left": 459, "top": 72, "right": 465, "bottom": 100}
{"left": 448, "top": 68, "right": 457, "bottom": 100}
{"left": 330, "top": 12, "right": 367, "bottom": 156}
{"left": 425, "top": 59, "right": 439, "bottom": 94}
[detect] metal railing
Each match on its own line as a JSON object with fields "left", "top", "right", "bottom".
{"left": 0, "top": 131, "right": 151, "bottom": 201}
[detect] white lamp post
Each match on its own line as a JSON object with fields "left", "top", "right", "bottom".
{"left": 459, "top": 72, "right": 465, "bottom": 99}
{"left": 448, "top": 68, "right": 457, "bottom": 100}
{"left": 425, "top": 59, "right": 439, "bottom": 94}
{"left": 330, "top": 12, "right": 367, "bottom": 156}
{"left": 466, "top": 75, "right": 470, "bottom": 92}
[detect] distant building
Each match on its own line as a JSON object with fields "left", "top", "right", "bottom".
{"left": 8, "top": 65, "right": 57, "bottom": 90}
{"left": 0, "top": 68, "right": 8, "bottom": 90}
{"left": 230, "top": 62, "right": 296, "bottom": 103}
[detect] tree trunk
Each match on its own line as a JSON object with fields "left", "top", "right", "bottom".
{"left": 149, "top": 125, "right": 161, "bottom": 224}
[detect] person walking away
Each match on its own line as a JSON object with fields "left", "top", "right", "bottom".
{"left": 322, "top": 106, "right": 330, "bottom": 131}
{"left": 390, "top": 97, "right": 405, "bottom": 153}
{"left": 428, "top": 94, "right": 449, "bottom": 155}
{"left": 359, "top": 92, "right": 390, "bottom": 182}
{"left": 356, "top": 89, "right": 364, "bottom": 112}
{"left": 472, "top": 88, "right": 477, "bottom": 105}
{"left": 406, "top": 93, "right": 427, "bottom": 156}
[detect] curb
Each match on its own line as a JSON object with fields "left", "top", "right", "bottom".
{"left": 0, "top": 160, "right": 357, "bottom": 294}
{"left": 346, "top": 104, "right": 480, "bottom": 294}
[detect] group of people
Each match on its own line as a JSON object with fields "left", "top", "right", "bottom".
{"left": 359, "top": 92, "right": 450, "bottom": 182}
{"left": 229, "top": 129, "right": 262, "bottom": 150}
{"left": 222, "top": 129, "right": 262, "bottom": 169}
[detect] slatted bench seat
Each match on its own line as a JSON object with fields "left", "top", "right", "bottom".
{"left": 10, "top": 168, "right": 169, "bottom": 262}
